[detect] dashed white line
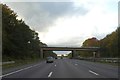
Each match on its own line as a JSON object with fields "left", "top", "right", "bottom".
{"left": 0, "top": 76, "right": 2, "bottom": 78}
{"left": 0, "top": 64, "right": 40, "bottom": 78}
{"left": 75, "top": 64, "right": 78, "bottom": 66}
{"left": 48, "top": 72, "right": 53, "bottom": 78}
{"left": 89, "top": 70, "right": 99, "bottom": 75}
{"left": 55, "top": 64, "right": 56, "bottom": 67}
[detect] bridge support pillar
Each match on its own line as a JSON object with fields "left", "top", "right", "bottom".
{"left": 97, "top": 51, "right": 100, "bottom": 58}
{"left": 40, "top": 48, "right": 43, "bottom": 59}
{"left": 72, "top": 50, "right": 76, "bottom": 58}
{"left": 93, "top": 52, "right": 96, "bottom": 62}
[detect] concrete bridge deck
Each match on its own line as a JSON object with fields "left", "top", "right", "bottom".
{"left": 41, "top": 47, "right": 100, "bottom": 51}
{"left": 40, "top": 47, "right": 100, "bottom": 58}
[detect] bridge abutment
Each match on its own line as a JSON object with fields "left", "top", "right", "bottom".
{"left": 40, "top": 48, "right": 43, "bottom": 59}
{"left": 72, "top": 50, "right": 76, "bottom": 58}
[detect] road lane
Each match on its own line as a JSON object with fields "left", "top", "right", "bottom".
{"left": 2, "top": 59, "right": 118, "bottom": 78}
{"left": 3, "top": 61, "right": 54, "bottom": 78}
{"left": 52, "top": 59, "right": 101, "bottom": 78}
{"left": 67, "top": 59, "right": 118, "bottom": 78}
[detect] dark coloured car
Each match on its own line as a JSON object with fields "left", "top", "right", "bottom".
{"left": 46, "top": 57, "right": 54, "bottom": 63}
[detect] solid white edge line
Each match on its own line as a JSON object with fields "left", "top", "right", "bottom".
{"left": 0, "top": 64, "right": 39, "bottom": 78}
{"left": 89, "top": 70, "right": 99, "bottom": 75}
{"left": 48, "top": 72, "right": 53, "bottom": 78}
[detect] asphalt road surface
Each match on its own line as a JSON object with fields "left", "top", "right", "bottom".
{"left": 1, "top": 59, "right": 118, "bottom": 78}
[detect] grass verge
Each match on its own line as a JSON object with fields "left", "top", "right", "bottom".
{"left": 96, "top": 61, "right": 119, "bottom": 66}
{"left": 2, "top": 58, "right": 44, "bottom": 70}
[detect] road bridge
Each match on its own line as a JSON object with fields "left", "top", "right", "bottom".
{"left": 40, "top": 47, "right": 100, "bottom": 59}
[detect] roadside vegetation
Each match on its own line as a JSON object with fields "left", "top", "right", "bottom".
{"left": 68, "top": 26, "right": 119, "bottom": 66}
{"left": 2, "top": 58, "right": 43, "bottom": 69}
{"left": 68, "top": 27, "right": 119, "bottom": 58}
{"left": 2, "top": 3, "right": 57, "bottom": 67}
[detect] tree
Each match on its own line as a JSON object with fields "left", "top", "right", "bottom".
{"left": 100, "top": 28, "right": 118, "bottom": 57}
{"left": 82, "top": 37, "right": 99, "bottom": 47}
{"left": 77, "top": 37, "right": 100, "bottom": 57}
{"left": 67, "top": 52, "right": 72, "bottom": 58}
{"left": 43, "top": 51, "right": 57, "bottom": 58}
{"left": 2, "top": 4, "right": 48, "bottom": 61}
{"left": 79, "top": 27, "right": 119, "bottom": 58}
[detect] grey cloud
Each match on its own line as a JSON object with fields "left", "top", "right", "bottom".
{"left": 6, "top": 2, "right": 89, "bottom": 32}
{"left": 48, "top": 36, "right": 84, "bottom": 47}
{"left": 39, "top": 2, "right": 88, "bottom": 17}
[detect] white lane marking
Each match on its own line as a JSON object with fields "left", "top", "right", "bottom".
{"left": 48, "top": 72, "right": 53, "bottom": 78}
{"left": 0, "top": 64, "right": 40, "bottom": 78}
{"left": 55, "top": 64, "right": 56, "bottom": 67}
{"left": 89, "top": 70, "right": 99, "bottom": 75}
{"left": 75, "top": 64, "right": 78, "bottom": 66}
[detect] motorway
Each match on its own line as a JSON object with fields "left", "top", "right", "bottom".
{"left": 1, "top": 59, "right": 118, "bottom": 78}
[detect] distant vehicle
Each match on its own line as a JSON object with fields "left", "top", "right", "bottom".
{"left": 57, "top": 57, "right": 61, "bottom": 59}
{"left": 46, "top": 57, "right": 54, "bottom": 63}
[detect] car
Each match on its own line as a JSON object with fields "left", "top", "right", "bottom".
{"left": 61, "top": 57, "right": 63, "bottom": 59}
{"left": 46, "top": 57, "right": 54, "bottom": 63}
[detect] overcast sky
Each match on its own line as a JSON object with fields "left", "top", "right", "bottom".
{"left": 3, "top": 0, "right": 119, "bottom": 55}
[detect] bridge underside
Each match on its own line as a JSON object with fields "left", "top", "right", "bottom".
{"left": 40, "top": 47, "right": 100, "bottom": 59}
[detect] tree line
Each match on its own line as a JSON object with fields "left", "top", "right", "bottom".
{"left": 2, "top": 4, "right": 57, "bottom": 61}
{"left": 69, "top": 27, "right": 119, "bottom": 58}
